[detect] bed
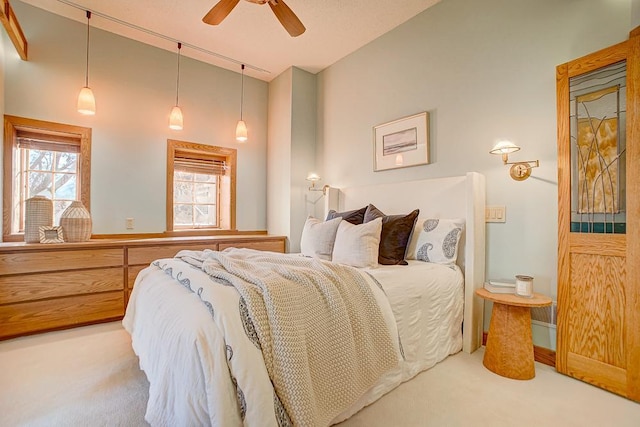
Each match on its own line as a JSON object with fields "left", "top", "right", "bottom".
{"left": 123, "top": 172, "right": 486, "bottom": 426}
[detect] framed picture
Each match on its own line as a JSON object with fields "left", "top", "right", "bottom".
{"left": 39, "top": 226, "right": 64, "bottom": 244}
{"left": 373, "top": 112, "right": 430, "bottom": 171}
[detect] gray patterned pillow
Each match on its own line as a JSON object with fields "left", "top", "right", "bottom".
{"left": 413, "top": 218, "right": 464, "bottom": 265}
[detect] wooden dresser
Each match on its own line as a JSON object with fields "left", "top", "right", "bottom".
{"left": 0, "top": 235, "right": 286, "bottom": 340}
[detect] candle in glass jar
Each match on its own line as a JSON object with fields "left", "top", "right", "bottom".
{"left": 515, "top": 275, "right": 534, "bottom": 298}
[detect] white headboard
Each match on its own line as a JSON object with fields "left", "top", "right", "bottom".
{"left": 325, "top": 172, "right": 486, "bottom": 354}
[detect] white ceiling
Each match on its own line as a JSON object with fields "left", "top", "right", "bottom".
{"left": 19, "top": 0, "right": 441, "bottom": 81}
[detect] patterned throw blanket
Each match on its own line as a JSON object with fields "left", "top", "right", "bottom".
{"left": 177, "top": 248, "right": 398, "bottom": 427}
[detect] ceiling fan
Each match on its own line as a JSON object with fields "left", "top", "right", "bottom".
{"left": 203, "top": 0, "right": 306, "bottom": 37}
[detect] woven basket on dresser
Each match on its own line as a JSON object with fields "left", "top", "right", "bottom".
{"left": 25, "top": 196, "right": 54, "bottom": 243}
{"left": 60, "top": 201, "right": 92, "bottom": 242}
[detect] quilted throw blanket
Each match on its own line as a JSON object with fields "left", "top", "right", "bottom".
{"left": 176, "top": 248, "right": 398, "bottom": 427}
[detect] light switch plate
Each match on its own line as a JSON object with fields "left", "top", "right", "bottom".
{"left": 486, "top": 206, "right": 506, "bottom": 223}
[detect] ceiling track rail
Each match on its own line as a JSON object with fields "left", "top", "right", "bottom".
{"left": 54, "top": 0, "right": 270, "bottom": 74}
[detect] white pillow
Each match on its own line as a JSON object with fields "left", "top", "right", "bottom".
{"left": 332, "top": 217, "right": 382, "bottom": 268}
{"left": 300, "top": 216, "right": 342, "bottom": 260}
{"left": 410, "top": 218, "right": 464, "bottom": 265}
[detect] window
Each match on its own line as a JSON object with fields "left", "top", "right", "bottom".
{"left": 166, "top": 140, "right": 236, "bottom": 233}
{"left": 3, "top": 116, "right": 91, "bottom": 242}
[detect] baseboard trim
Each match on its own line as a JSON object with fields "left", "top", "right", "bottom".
{"left": 533, "top": 345, "right": 556, "bottom": 367}
{"left": 482, "top": 332, "right": 556, "bottom": 368}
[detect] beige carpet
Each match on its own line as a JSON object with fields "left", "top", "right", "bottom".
{"left": 1, "top": 322, "right": 639, "bottom": 427}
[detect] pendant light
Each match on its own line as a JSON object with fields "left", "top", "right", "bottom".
{"left": 169, "top": 42, "right": 184, "bottom": 130}
{"left": 77, "top": 10, "right": 96, "bottom": 115}
{"left": 235, "top": 64, "right": 248, "bottom": 142}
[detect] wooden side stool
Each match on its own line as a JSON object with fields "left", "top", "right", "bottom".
{"left": 475, "top": 287, "right": 552, "bottom": 380}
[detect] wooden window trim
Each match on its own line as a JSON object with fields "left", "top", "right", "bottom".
{"left": 166, "top": 139, "right": 236, "bottom": 233}
{"left": 3, "top": 115, "right": 91, "bottom": 242}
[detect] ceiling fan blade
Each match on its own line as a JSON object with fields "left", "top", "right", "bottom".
{"left": 268, "top": 0, "right": 306, "bottom": 37}
{"left": 203, "top": 0, "right": 240, "bottom": 25}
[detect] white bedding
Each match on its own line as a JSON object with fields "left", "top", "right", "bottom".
{"left": 332, "top": 260, "right": 464, "bottom": 423}
{"left": 123, "top": 254, "right": 463, "bottom": 426}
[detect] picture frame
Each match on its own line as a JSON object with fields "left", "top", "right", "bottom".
{"left": 373, "top": 112, "right": 430, "bottom": 171}
{"left": 39, "top": 225, "right": 64, "bottom": 244}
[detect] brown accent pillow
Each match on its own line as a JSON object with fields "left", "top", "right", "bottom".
{"left": 364, "top": 204, "right": 420, "bottom": 265}
{"left": 326, "top": 206, "right": 368, "bottom": 225}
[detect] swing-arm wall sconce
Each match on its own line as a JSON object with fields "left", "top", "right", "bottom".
{"left": 306, "top": 173, "right": 329, "bottom": 195}
{"left": 490, "top": 141, "right": 539, "bottom": 181}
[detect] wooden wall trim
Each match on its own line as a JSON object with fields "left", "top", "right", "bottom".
{"left": 0, "top": 0, "right": 28, "bottom": 60}
{"left": 566, "top": 41, "right": 627, "bottom": 78}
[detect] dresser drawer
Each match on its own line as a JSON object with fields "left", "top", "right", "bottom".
{"left": 0, "top": 291, "right": 124, "bottom": 339}
{"left": 219, "top": 239, "right": 285, "bottom": 253}
{"left": 127, "top": 265, "right": 149, "bottom": 290}
{"left": 0, "top": 268, "right": 123, "bottom": 305}
{"left": 0, "top": 249, "right": 123, "bottom": 276}
{"left": 127, "top": 243, "right": 219, "bottom": 266}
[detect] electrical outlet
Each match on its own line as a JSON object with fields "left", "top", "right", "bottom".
{"left": 126, "top": 218, "right": 134, "bottom": 229}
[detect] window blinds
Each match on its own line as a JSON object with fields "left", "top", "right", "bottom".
{"left": 173, "top": 149, "right": 228, "bottom": 176}
{"left": 16, "top": 129, "right": 81, "bottom": 154}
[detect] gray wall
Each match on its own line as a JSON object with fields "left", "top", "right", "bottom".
{"left": 290, "top": 68, "right": 318, "bottom": 253}
{"left": 267, "top": 68, "right": 293, "bottom": 246}
{"left": 267, "top": 67, "right": 317, "bottom": 253}
{"left": 317, "top": 0, "right": 631, "bottom": 348}
{"left": 2, "top": 2, "right": 268, "bottom": 235}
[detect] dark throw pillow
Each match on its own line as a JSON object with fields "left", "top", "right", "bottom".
{"left": 364, "top": 204, "right": 419, "bottom": 265}
{"left": 326, "top": 206, "right": 368, "bottom": 225}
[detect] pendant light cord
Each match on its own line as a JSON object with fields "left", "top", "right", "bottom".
{"left": 84, "top": 10, "right": 91, "bottom": 87}
{"left": 240, "top": 64, "right": 245, "bottom": 120}
{"left": 175, "top": 42, "right": 182, "bottom": 106}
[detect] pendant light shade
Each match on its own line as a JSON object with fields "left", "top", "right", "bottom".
{"left": 77, "top": 10, "right": 95, "bottom": 115}
{"left": 169, "top": 106, "right": 184, "bottom": 130}
{"left": 77, "top": 87, "right": 96, "bottom": 115}
{"left": 235, "top": 120, "right": 247, "bottom": 142}
{"left": 169, "top": 42, "right": 184, "bottom": 130}
{"left": 236, "top": 64, "right": 247, "bottom": 142}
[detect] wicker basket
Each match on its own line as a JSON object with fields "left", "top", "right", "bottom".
{"left": 60, "top": 201, "right": 92, "bottom": 242}
{"left": 25, "top": 196, "right": 53, "bottom": 243}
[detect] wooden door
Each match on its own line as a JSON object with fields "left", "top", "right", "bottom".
{"left": 556, "top": 31, "right": 640, "bottom": 402}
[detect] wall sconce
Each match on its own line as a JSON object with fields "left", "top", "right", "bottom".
{"left": 490, "top": 140, "right": 539, "bottom": 181}
{"left": 306, "top": 173, "right": 329, "bottom": 195}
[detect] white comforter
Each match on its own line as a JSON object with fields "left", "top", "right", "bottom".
{"left": 333, "top": 260, "right": 464, "bottom": 423}
{"left": 123, "top": 250, "right": 401, "bottom": 427}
